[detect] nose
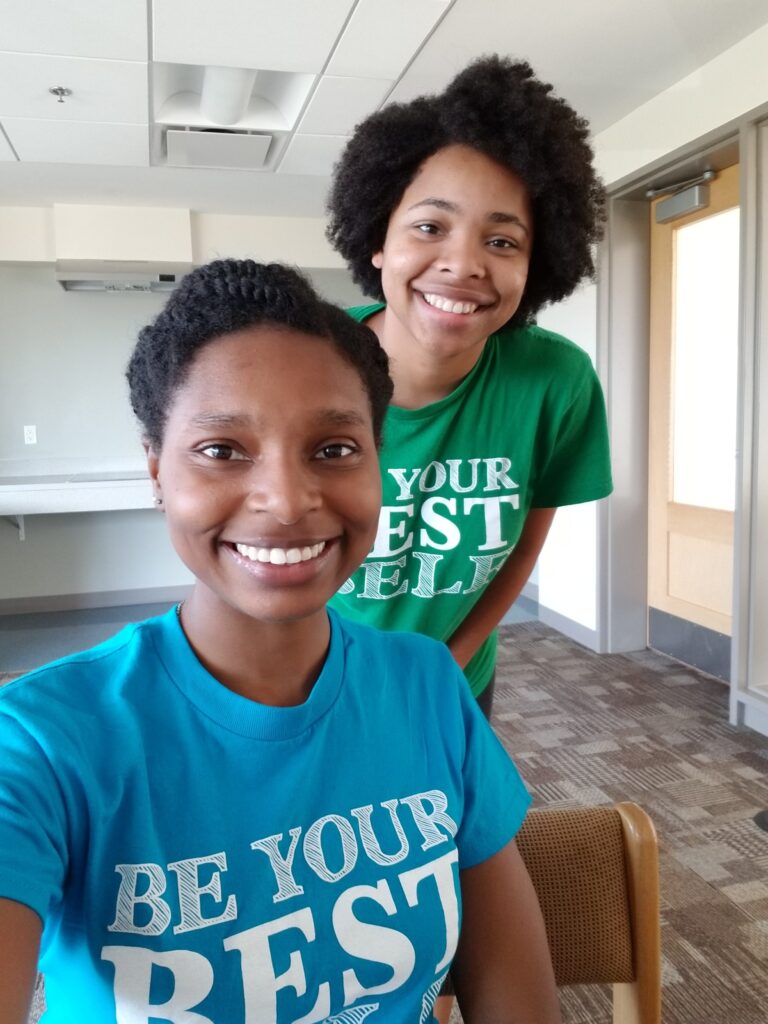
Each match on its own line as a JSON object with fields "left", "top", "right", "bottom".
{"left": 435, "top": 230, "right": 486, "bottom": 278}
{"left": 246, "top": 454, "right": 320, "bottom": 525}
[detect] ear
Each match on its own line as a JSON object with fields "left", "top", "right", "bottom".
{"left": 371, "top": 251, "right": 384, "bottom": 270}
{"left": 144, "top": 440, "right": 162, "bottom": 500}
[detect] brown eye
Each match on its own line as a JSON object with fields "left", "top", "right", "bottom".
{"left": 314, "top": 443, "right": 357, "bottom": 460}
{"left": 199, "top": 444, "right": 247, "bottom": 461}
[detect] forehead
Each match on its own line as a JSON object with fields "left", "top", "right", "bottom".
{"left": 170, "top": 325, "right": 372, "bottom": 423}
{"left": 399, "top": 144, "right": 531, "bottom": 214}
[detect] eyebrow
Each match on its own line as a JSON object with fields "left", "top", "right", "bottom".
{"left": 190, "top": 413, "right": 252, "bottom": 428}
{"left": 188, "top": 410, "right": 370, "bottom": 429}
{"left": 407, "top": 197, "right": 530, "bottom": 236}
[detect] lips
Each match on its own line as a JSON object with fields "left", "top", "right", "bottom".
{"left": 233, "top": 541, "right": 327, "bottom": 565}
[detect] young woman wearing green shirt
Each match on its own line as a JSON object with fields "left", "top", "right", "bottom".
{"left": 327, "top": 55, "right": 612, "bottom": 707}
{"left": 327, "top": 58, "right": 613, "bottom": 1022}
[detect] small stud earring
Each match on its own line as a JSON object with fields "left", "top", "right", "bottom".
{"left": 154, "top": 496, "right": 163, "bottom": 506}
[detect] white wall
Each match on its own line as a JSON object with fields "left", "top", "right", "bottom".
{"left": 0, "top": 265, "right": 162, "bottom": 466}
{"left": 595, "top": 22, "right": 768, "bottom": 186}
{"left": 0, "top": 511, "right": 192, "bottom": 602}
{"left": 535, "top": 284, "right": 600, "bottom": 634}
{"left": 0, "top": 262, "right": 363, "bottom": 606}
{"left": 0, "top": 265, "right": 184, "bottom": 601}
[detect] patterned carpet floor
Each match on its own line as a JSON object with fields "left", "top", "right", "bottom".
{"left": 5, "top": 618, "right": 768, "bottom": 1023}
{"left": 470, "top": 620, "right": 768, "bottom": 1024}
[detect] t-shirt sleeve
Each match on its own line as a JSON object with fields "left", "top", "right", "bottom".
{"left": 532, "top": 356, "right": 613, "bottom": 509}
{"left": 0, "top": 705, "right": 69, "bottom": 923}
{"left": 445, "top": 654, "right": 532, "bottom": 869}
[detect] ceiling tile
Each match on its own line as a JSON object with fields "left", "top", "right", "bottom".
{"left": 0, "top": 54, "right": 148, "bottom": 124}
{"left": 152, "top": 0, "right": 356, "bottom": 73}
{"left": 4, "top": 120, "right": 150, "bottom": 166}
{"left": 277, "top": 134, "right": 349, "bottom": 176}
{"left": 298, "top": 76, "right": 392, "bottom": 136}
{"left": 0, "top": 0, "right": 147, "bottom": 60}
{"left": 0, "top": 126, "right": 17, "bottom": 161}
{"left": 327, "top": 0, "right": 450, "bottom": 78}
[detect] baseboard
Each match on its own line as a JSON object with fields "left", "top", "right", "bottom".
{"left": 741, "top": 701, "right": 768, "bottom": 739}
{"left": 538, "top": 605, "right": 599, "bottom": 651}
{"left": 741, "top": 704, "right": 768, "bottom": 737}
{"left": 648, "top": 606, "right": 730, "bottom": 683}
{"left": 0, "top": 586, "right": 191, "bottom": 616}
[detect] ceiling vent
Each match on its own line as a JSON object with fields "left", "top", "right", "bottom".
{"left": 55, "top": 260, "right": 193, "bottom": 292}
{"left": 165, "top": 127, "right": 273, "bottom": 170}
{"left": 153, "top": 64, "right": 305, "bottom": 170}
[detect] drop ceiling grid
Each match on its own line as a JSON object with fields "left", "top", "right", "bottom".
{"left": 297, "top": 76, "right": 393, "bottom": 137}
{"left": 0, "top": 53, "right": 149, "bottom": 125}
{"left": 150, "top": 0, "right": 358, "bottom": 72}
{"left": 286, "top": 0, "right": 454, "bottom": 160}
{"left": 327, "top": 0, "right": 451, "bottom": 79}
{"left": 0, "top": 127, "right": 16, "bottom": 162}
{"left": 3, "top": 120, "right": 150, "bottom": 167}
{"left": 0, "top": 0, "right": 455, "bottom": 173}
{"left": 0, "top": 0, "right": 148, "bottom": 61}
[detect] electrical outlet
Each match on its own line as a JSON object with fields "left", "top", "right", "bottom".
{"left": 23, "top": 425, "right": 37, "bottom": 445}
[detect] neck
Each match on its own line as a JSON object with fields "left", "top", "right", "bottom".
{"left": 178, "top": 586, "right": 331, "bottom": 706}
{"left": 368, "top": 307, "right": 486, "bottom": 409}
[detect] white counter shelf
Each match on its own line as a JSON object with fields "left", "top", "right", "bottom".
{"left": 0, "top": 471, "right": 153, "bottom": 539}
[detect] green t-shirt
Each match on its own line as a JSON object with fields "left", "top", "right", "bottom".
{"left": 329, "top": 304, "right": 613, "bottom": 695}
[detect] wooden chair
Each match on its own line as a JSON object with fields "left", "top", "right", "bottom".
{"left": 515, "top": 802, "right": 661, "bottom": 1024}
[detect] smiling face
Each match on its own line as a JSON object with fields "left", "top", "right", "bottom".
{"left": 147, "top": 326, "right": 381, "bottom": 629}
{"left": 372, "top": 144, "right": 533, "bottom": 374}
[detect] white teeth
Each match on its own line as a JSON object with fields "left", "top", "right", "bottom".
{"left": 423, "top": 293, "right": 479, "bottom": 315}
{"left": 235, "top": 541, "right": 326, "bottom": 565}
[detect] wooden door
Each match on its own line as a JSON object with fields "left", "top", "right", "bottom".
{"left": 648, "top": 164, "right": 739, "bottom": 640}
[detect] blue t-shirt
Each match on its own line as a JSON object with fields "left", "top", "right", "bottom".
{"left": 0, "top": 608, "right": 529, "bottom": 1023}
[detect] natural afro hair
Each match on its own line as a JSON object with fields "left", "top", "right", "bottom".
{"left": 126, "top": 259, "right": 393, "bottom": 449}
{"left": 327, "top": 55, "right": 605, "bottom": 328}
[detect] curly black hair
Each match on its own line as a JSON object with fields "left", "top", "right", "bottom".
{"left": 327, "top": 55, "right": 605, "bottom": 328}
{"left": 126, "top": 259, "right": 393, "bottom": 449}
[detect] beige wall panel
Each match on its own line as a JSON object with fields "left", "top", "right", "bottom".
{"left": 668, "top": 533, "right": 733, "bottom": 616}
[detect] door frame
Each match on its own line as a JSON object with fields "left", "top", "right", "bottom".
{"left": 596, "top": 104, "right": 767, "bottom": 732}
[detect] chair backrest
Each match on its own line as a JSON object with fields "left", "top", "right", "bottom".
{"left": 516, "top": 802, "right": 661, "bottom": 1024}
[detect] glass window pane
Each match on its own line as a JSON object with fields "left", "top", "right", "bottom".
{"left": 672, "top": 207, "right": 739, "bottom": 510}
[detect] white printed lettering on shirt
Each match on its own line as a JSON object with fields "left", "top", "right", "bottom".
{"left": 108, "top": 862, "right": 172, "bottom": 936}
{"left": 250, "top": 828, "right": 305, "bottom": 903}
{"left": 168, "top": 852, "right": 238, "bottom": 935}
{"left": 418, "top": 497, "right": 461, "bottom": 551}
{"left": 370, "top": 503, "right": 414, "bottom": 557}
{"left": 224, "top": 907, "right": 330, "bottom": 1024}
{"left": 102, "top": 848, "right": 458, "bottom": 1023}
{"left": 101, "top": 945, "right": 214, "bottom": 1024}
{"left": 400, "top": 850, "right": 460, "bottom": 973}
{"left": 334, "top": 879, "right": 416, "bottom": 1004}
